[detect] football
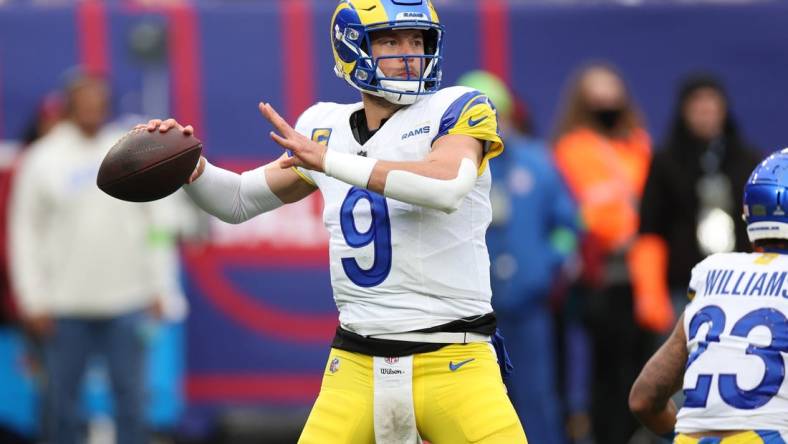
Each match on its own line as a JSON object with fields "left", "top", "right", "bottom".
{"left": 97, "top": 128, "right": 202, "bottom": 202}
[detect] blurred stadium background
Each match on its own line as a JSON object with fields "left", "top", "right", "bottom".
{"left": 0, "top": 0, "right": 786, "bottom": 443}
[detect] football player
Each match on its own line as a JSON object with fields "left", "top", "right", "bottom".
{"left": 629, "top": 148, "right": 788, "bottom": 443}
{"left": 141, "top": 0, "right": 527, "bottom": 442}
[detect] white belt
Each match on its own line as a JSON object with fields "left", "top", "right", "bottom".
{"left": 370, "top": 331, "right": 491, "bottom": 344}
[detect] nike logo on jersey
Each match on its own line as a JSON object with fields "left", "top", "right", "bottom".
{"left": 401, "top": 125, "right": 431, "bottom": 140}
{"left": 361, "top": 5, "right": 376, "bottom": 11}
{"left": 449, "top": 358, "right": 475, "bottom": 371}
{"left": 468, "top": 115, "right": 488, "bottom": 127}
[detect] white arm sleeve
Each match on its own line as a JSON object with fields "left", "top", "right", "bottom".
{"left": 384, "top": 157, "right": 477, "bottom": 214}
{"left": 183, "top": 160, "right": 283, "bottom": 224}
{"left": 323, "top": 150, "right": 477, "bottom": 214}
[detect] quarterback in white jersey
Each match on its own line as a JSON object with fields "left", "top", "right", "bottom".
{"left": 141, "top": 1, "right": 526, "bottom": 442}
{"left": 291, "top": 87, "right": 500, "bottom": 336}
{"left": 630, "top": 148, "right": 788, "bottom": 444}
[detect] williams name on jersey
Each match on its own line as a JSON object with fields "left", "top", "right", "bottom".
{"left": 676, "top": 251, "right": 788, "bottom": 436}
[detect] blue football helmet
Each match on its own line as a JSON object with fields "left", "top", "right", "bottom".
{"left": 331, "top": 0, "right": 444, "bottom": 105}
{"left": 743, "top": 148, "right": 788, "bottom": 242}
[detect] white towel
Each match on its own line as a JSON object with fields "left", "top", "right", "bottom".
{"left": 372, "top": 355, "right": 423, "bottom": 444}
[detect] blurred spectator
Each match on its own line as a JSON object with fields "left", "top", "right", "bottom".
{"left": 8, "top": 70, "right": 183, "bottom": 444}
{"left": 553, "top": 62, "right": 654, "bottom": 444}
{"left": 21, "top": 93, "right": 64, "bottom": 147}
{"left": 629, "top": 73, "right": 761, "bottom": 333}
{"left": 0, "top": 92, "right": 64, "bottom": 328}
{"left": 0, "top": 94, "right": 64, "bottom": 443}
{"left": 458, "top": 70, "right": 580, "bottom": 444}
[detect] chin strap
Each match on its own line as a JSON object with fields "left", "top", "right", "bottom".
{"left": 379, "top": 79, "right": 425, "bottom": 105}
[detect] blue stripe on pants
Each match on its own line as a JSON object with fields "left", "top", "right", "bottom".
{"left": 757, "top": 430, "right": 787, "bottom": 444}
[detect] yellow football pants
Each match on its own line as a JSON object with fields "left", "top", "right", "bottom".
{"left": 675, "top": 431, "right": 786, "bottom": 443}
{"left": 298, "top": 342, "right": 527, "bottom": 444}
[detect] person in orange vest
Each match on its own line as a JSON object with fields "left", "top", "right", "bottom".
{"left": 553, "top": 62, "right": 654, "bottom": 444}
{"left": 458, "top": 70, "right": 580, "bottom": 444}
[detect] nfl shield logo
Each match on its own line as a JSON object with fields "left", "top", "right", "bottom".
{"left": 384, "top": 357, "right": 399, "bottom": 365}
{"left": 329, "top": 357, "right": 340, "bottom": 374}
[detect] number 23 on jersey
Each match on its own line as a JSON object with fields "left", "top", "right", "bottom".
{"left": 685, "top": 305, "right": 788, "bottom": 409}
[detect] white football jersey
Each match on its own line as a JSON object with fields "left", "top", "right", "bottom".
{"left": 675, "top": 252, "right": 788, "bottom": 435}
{"left": 292, "top": 86, "right": 503, "bottom": 336}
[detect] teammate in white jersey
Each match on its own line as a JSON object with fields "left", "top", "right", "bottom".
{"left": 629, "top": 148, "right": 788, "bottom": 443}
{"left": 139, "top": 1, "right": 526, "bottom": 442}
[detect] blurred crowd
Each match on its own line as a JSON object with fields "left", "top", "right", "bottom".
{"left": 0, "top": 71, "right": 196, "bottom": 444}
{"left": 0, "top": 12, "right": 767, "bottom": 444}
{"left": 459, "top": 65, "right": 760, "bottom": 444}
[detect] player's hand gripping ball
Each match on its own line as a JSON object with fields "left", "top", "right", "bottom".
{"left": 97, "top": 127, "right": 202, "bottom": 202}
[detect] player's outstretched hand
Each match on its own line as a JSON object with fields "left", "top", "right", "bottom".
{"left": 135, "top": 118, "right": 194, "bottom": 136}
{"left": 258, "top": 102, "right": 326, "bottom": 172}
{"left": 133, "top": 118, "right": 204, "bottom": 183}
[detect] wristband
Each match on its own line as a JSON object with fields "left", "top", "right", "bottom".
{"left": 323, "top": 150, "right": 378, "bottom": 189}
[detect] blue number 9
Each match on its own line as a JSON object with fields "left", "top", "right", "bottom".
{"left": 339, "top": 187, "right": 392, "bottom": 287}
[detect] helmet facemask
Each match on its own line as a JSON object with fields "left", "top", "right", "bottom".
{"left": 333, "top": 17, "right": 444, "bottom": 105}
